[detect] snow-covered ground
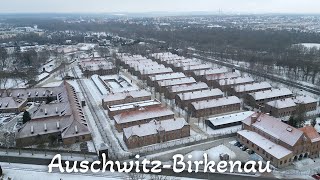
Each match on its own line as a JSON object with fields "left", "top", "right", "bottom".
{"left": 299, "top": 43, "right": 320, "bottom": 49}
{"left": 184, "top": 145, "right": 236, "bottom": 162}
{"left": 40, "top": 59, "right": 57, "bottom": 73}
{"left": 0, "top": 78, "right": 26, "bottom": 89}
{"left": 37, "top": 72, "right": 50, "bottom": 81}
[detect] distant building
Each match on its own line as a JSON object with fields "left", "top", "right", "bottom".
{"left": 102, "top": 90, "right": 152, "bottom": 108}
{"left": 245, "top": 88, "right": 293, "bottom": 108}
{"left": 106, "top": 99, "right": 161, "bottom": 117}
{"left": 123, "top": 118, "right": 190, "bottom": 149}
{"left": 190, "top": 96, "right": 241, "bottom": 118}
{"left": 147, "top": 72, "right": 186, "bottom": 87}
{"left": 215, "top": 76, "right": 255, "bottom": 91}
{"left": 293, "top": 95, "right": 318, "bottom": 112}
{"left": 204, "top": 72, "right": 240, "bottom": 87}
{"left": 113, "top": 106, "right": 175, "bottom": 132}
{"left": 193, "top": 67, "right": 228, "bottom": 81}
{"left": 264, "top": 98, "right": 297, "bottom": 118}
{"left": 156, "top": 77, "right": 196, "bottom": 93}
{"left": 175, "top": 88, "right": 223, "bottom": 109}
{"left": 230, "top": 82, "right": 272, "bottom": 97}
{"left": 79, "top": 57, "right": 117, "bottom": 77}
{"left": 165, "top": 82, "right": 209, "bottom": 99}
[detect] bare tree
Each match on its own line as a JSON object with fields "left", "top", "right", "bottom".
{"left": 0, "top": 47, "right": 8, "bottom": 70}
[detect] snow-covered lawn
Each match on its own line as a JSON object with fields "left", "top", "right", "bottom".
{"left": 184, "top": 145, "right": 236, "bottom": 162}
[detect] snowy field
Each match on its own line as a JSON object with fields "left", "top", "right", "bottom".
{"left": 299, "top": 43, "right": 320, "bottom": 49}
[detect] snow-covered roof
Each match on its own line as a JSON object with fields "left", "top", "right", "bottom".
{"left": 248, "top": 113, "right": 304, "bottom": 146}
{"left": 248, "top": 88, "right": 293, "bottom": 101}
{"left": 293, "top": 95, "right": 318, "bottom": 105}
{"left": 238, "top": 130, "right": 292, "bottom": 159}
{"left": 172, "top": 60, "right": 202, "bottom": 67}
{"left": 169, "top": 82, "right": 209, "bottom": 93}
{"left": 125, "top": 59, "right": 154, "bottom": 65}
{"left": 218, "top": 76, "right": 254, "bottom": 86}
{"left": 158, "top": 77, "right": 196, "bottom": 87}
{"left": 103, "top": 90, "right": 151, "bottom": 102}
{"left": 79, "top": 59, "right": 115, "bottom": 71}
{"left": 150, "top": 72, "right": 186, "bottom": 82}
{"left": 123, "top": 118, "right": 188, "bottom": 138}
{"left": 207, "top": 111, "right": 255, "bottom": 126}
{"left": 108, "top": 99, "right": 161, "bottom": 111}
{"left": 113, "top": 106, "right": 174, "bottom": 124}
{"left": 134, "top": 64, "right": 166, "bottom": 72}
{"left": 191, "top": 96, "right": 241, "bottom": 110}
{"left": 299, "top": 126, "right": 320, "bottom": 143}
{"left": 193, "top": 67, "right": 228, "bottom": 76}
{"left": 140, "top": 67, "right": 173, "bottom": 75}
{"left": 266, "top": 98, "right": 296, "bottom": 109}
{"left": 128, "top": 61, "right": 158, "bottom": 68}
{"left": 233, "top": 82, "right": 272, "bottom": 93}
{"left": 205, "top": 72, "right": 240, "bottom": 81}
{"left": 182, "top": 63, "right": 212, "bottom": 71}
{"left": 0, "top": 97, "right": 27, "bottom": 110}
{"left": 177, "top": 88, "right": 223, "bottom": 101}
{"left": 16, "top": 82, "right": 90, "bottom": 140}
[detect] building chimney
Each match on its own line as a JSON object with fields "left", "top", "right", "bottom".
{"left": 250, "top": 115, "right": 258, "bottom": 124}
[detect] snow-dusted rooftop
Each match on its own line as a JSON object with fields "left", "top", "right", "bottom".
{"left": 218, "top": 76, "right": 255, "bottom": 86}
{"left": 238, "top": 130, "right": 292, "bottom": 159}
{"left": 193, "top": 67, "right": 228, "bottom": 76}
{"left": 103, "top": 90, "right": 151, "bottom": 103}
{"left": 293, "top": 95, "right": 318, "bottom": 105}
{"left": 123, "top": 118, "right": 188, "bottom": 139}
{"left": 299, "top": 126, "right": 320, "bottom": 143}
{"left": 248, "top": 88, "right": 293, "bottom": 101}
{"left": 177, "top": 88, "right": 223, "bottom": 101}
{"left": 79, "top": 59, "right": 115, "bottom": 71}
{"left": 244, "top": 113, "right": 304, "bottom": 147}
{"left": 150, "top": 72, "right": 186, "bottom": 82}
{"left": 169, "top": 82, "right": 209, "bottom": 93}
{"left": 16, "top": 82, "right": 90, "bottom": 140}
{"left": 140, "top": 67, "right": 173, "bottom": 75}
{"left": 233, "top": 82, "right": 272, "bottom": 93}
{"left": 0, "top": 97, "right": 27, "bottom": 110}
{"left": 207, "top": 111, "right": 255, "bottom": 126}
{"left": 182, "top": 63, "right": 212, "bottom": 71}
{"left": 158, "top": 77, "right": 196, "bottom": 87}
{"left": 113, "top": 106, "right": 174, "bottom": 124}
{"left": 108, "top": 99, "right": 161, "bottom": 112}
{"left": 191, "top": 96, "right": 241, "bottom": 110}
{"left": 266, "top": 98, "right": 297, "bottom": 109}
{"left": 172, "top": 60, "right": 202, "bottom": 67}
{"left": 205, "top": 72, "right": 240, "bottom": 81}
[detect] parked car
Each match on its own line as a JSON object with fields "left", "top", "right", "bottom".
{"left": 246, "top": 149, "right": 255, "bottom": 154}
{"left": 234, "top": 141, "right": 242, "bottom": 147}
{"left": 241, "top": 146, "right": 248, "bottom": 151}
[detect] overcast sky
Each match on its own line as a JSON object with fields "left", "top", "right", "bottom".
{"left": 1, "top": 0, "right": 320, "bottom": 14}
